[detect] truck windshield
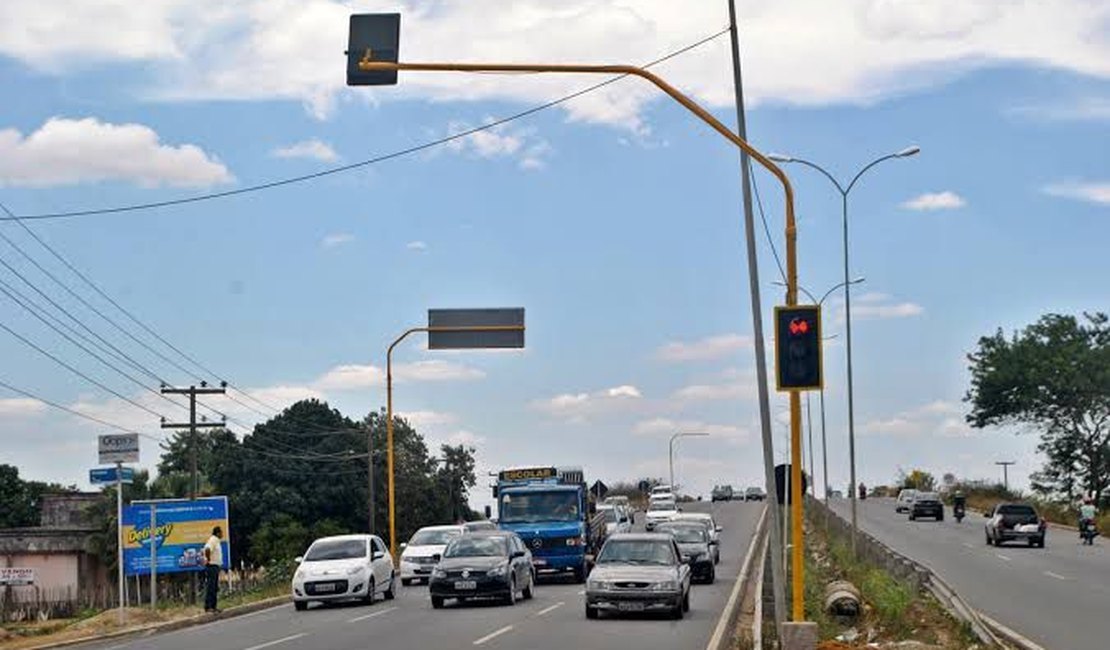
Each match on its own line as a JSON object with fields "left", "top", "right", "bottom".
{"left": 500, "top": 491, "right": 579, "bottom": 523}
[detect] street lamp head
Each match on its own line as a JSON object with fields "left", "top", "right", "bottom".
{"left": 768, "top": 153, "right": 795, "bottom": 163}
{"left": 895, "top": 145, "right": 921, "bottom": 158}
{"left": 849, "top": 276, "right": 866, "bottom": 285}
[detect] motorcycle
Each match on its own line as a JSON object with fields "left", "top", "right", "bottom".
{"left": 954, "top": 503, "right": 966, "bottom": 523}
{"left": 1080, "top": 518, "right": 1098, "bottom": 545}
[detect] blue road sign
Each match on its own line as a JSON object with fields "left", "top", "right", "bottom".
{"left": 90, "top": 466, "right": 134, "bottom": 484}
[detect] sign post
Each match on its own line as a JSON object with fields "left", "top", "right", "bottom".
{"left": 99, "top": 433, "right": 138, "bottom": 624}
{"left": 150, "top": 504, "right": 157, "bottom": 610}
{"left": 116, "top": 460, "right": 124, "bottom": 622}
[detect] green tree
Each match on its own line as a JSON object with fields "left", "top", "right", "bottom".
{"left": 0, "top": 464, "right": 76, "bottom": 528}
{"left": 965, "top": 312, "right": 1110, "bottom": 501}
{"left": 898, "top": 469, "right": 936, "bottom": 492}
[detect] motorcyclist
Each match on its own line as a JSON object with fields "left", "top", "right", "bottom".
{"left": 953, "top": 490, "right": 967, "bottom": 517}
{"left": 1078, "top": 496, "right": 1097, "bottom": 539}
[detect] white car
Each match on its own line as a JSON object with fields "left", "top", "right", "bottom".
{"left": 399, "top": 525, "right": 464, "bottom": 585}
{"left": 599, "top": 504, "right": 632, "bottom": 536}
{"left": 292, "top": 534, "right": 396, "bottom": 611}
{"left": 644, "top": 499, "right": 679, "bottom": 531}
{"left": 672, "top": 512, "right": 722, "bottom": 564}
{"left": 896, "top": 489, "right": 918, "bottom": 514}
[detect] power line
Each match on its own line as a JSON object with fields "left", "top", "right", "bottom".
{"left": 0, "top": 377, "right": 149, "bottom": 435}
{"left": 0, "top": 27, "right": 730, "bottom": 223}
{"left": 748, "top": 158, "right": 788, "bottom": 284}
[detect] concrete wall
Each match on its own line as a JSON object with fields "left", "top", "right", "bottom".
{"left": 39, "top": 493, "right": 100, "bottom": 528}
{"left": 3, "top": 553, "right": 78, "bottom": 602}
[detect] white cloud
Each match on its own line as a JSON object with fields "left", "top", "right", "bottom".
{"left": 833, "top": 293, "right": 924, "bottom": 321}
{"left": 398, "top": 410, "right": 457, "bottom": 429}
{"left": 656, "top": 334, "right": 752, "bottom": 362}
{"left": 321, "top": 233, "right": 354, "bottom": 248}
{"left": 633, "top": 417, "right": 749, "bottom": 442}
{"left": 446, "top": 120, "right": 551, "bottom": 170}
{"left": 1043, "top": 181, "right": 1110, "bottom": 206}
{"left": 532, "top": 384, "right": 643, "bottom": 421}
{"left": 3, "top": 2, "right": 1106, "bottom": 126}
{"left": 901, "top": 191, "right": 966, "bottom": 211}
{"left": 406, "top": 241, "right": 428, "bottom": 251}
{"left": 862, "top": 399, "right": 969, "bottom": 438}
{"left": 0, "top": 117, "right": 232, "bottom": 187}
{"left": 0, "top": 397, "right": 46, "bottom": 416}
{"left": 672, "top": 381, "right": 754, "bottom": 402}
{"left": 444, "top": 430, "right": 486, "bottom": 447}
{"left": 272, "top": 138, "right": 339, "bottom": 162}
{"left": 314, "top": 360, "right": 484, "bottom": 391}
{"left": 1008, "top": 97, "right": 1110, "bottom": 122}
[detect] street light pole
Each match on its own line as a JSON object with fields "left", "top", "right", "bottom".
{"left": 669, "top": 432, "right": 710, "bottom": 493}
{"left": 769, "top": 148, "right": 919, "bottom": 556}
{"left": 996, "top": 461, "right": 1015, "bottom": 492}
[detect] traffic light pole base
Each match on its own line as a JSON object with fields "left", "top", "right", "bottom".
{"left": 781, "top": 622, "right": 818, "bottom": 650}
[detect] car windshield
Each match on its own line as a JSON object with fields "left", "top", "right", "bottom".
{"left": 649, "top": 500, "right": 676, "bottom": 512}
{"left": 900, "top": 491, "right": 916, "bottom": 500}
{"left": 597, "top": 540, "right": 675, "bottom": 565}
{"left": 998, "top": 505, "right": 1037, "bottom": 516}
{"left": 409, "top": 529, "right": 459, "bottom": 546}
{"left": 661, "top": 526, "right": 707, "bottom": 543}
{"left": 601, "top": 508, "right": 618, "bottom": 523}
{"left": 304, "top": 539, "right": 366, "bottom": 561}
{"left": 444, "top": 537, "right": 507, "bottom": 558}
{"left": 499, "top": 491, "right": 579, "bottom": 523}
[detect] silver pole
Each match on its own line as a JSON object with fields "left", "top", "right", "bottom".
{"left": 150, "top": 504, "right": 157, "bottom": 610}
{"left": 727, "top": 0, "right": 785, "bottom": 629}
{"left": 806, "top": 394, "right": 815, "bottom": 497}
{"left": 116, "top": 462, "right": 125, "bottom": 624}
{"left": 669, "top": 434, "right": 676, "bottom": 491}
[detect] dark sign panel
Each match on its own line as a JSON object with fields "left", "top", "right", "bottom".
{"left": 347, "top": 13, "right": 401, "bottom": 86}
{"left": 428, "top": 308, "right": 525, "bottom": 350}
{"left": 498, "top": 467, "right": 556, "bottom": 482}
{"left": 774, "top": 305, "right": 823, "bottom": 391}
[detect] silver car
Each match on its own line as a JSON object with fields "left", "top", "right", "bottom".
{"left": 584, "top": 533, "right": 692, "bottom": 620}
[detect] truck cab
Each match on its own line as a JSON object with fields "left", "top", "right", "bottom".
{"left": 494, "top": 466, "right": 606, "bottom": 583}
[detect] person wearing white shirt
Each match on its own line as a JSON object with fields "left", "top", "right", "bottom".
{"left": 203, "top": 526, "right": 224, "bottom": 613}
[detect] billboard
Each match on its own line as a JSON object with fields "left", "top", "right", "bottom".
{"left": 121, "top": 497, "right": 230, "bottom": 577}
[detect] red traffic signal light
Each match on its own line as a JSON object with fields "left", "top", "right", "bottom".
{"left": 775, "top": 305, "right": 823, "bottom": 391}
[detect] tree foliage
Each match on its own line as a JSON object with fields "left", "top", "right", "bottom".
{"left": 0, "top": 464, "right": 76, "bottom": 528}
{"left": 965, "top": 312, "right": 1110, "bottom": 500}
{"left": 898, "top": 468, "right": 936, "bottom": 492}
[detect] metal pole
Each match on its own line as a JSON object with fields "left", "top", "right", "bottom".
{"left": 727, "top": 0, "right": 786, "bottom": 629}
{"left": 806, "top": 393, "right": 815, "bottom": 498}
{"left": 368, "top": 426, "right": 375, "bottom": 535}
{"left": 116, "top": 461, "right": 124, "bottom": 624}
{"left": 386, "top": 345, "right": 397, "bottom": 559}
{"left": 668, "top": 434, "right": 676, "bottom": 491}
{"left": 149, "top": 504, "right": 156, "bottom": 610}
{"left": 843, "top": 192, "right": 859, "bottom": 558}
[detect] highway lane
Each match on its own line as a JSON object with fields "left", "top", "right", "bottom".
{"left": 73, "top": 501, "right": 764, "bottom": 650}
{"left": 830, "top": 497, "right": 1109, "bottom": 650}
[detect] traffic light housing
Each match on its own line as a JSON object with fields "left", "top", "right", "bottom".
{"left": 775, "top": 305, "right": 823, "bottom": 391}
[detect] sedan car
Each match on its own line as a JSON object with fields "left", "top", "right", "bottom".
{"left": 656, "top": 522, "right": 714, "bottom": 583}
{"left": 710, "top": 485, "right": 733, "bottom": 502}
{"left": 909, "top": 492, "right": 944, "bottom": 521}
{"left": 671, "top": 512, "right": 722, "bottom": 564}
{"left": 985, "top": 503, "right": 1046, "bottom": 548}
{"left": 895, "top": 489, "right": 918, "bottom": 513}
{"left": 644, "top": 499, "right": 679, "bottom": 531}
{"left": 292, "top": 534, "right": 395, "bottom": 611}
{"left": 399, "top": 524, "right": 464, "bottom": 585}
{"left": 429, "top": 531, "right": 535, "bottom": 608}
{"left": 599, "top": 504, "right": 632, "bottom": 536}
{"left": 585, "top": 533, "right": 691, "bottom": 619}
{"left": 744, "top": 487, "right": 766, "bottom": 502}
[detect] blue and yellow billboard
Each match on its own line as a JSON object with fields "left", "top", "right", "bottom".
{"left": 122, "top": 497, "right": 230, "bottom": 576}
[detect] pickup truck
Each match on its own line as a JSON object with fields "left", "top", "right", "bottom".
{"left": 985, "top": 502, "right": 1046, "bottom": 547}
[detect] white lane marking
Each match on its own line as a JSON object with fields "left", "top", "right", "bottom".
{"left": 347, "top": 606, "right": 397, "bottom": 622}
{"left": 962, "top": 542, "right": 974, "bottom": 549}
{"left": 576, "top": 589, "right": 585, "bottom": 595}
{"left": 183, "top": 604, "right": 288, "bottom": 633}
{"left": 995, "top": 554, "right": 1012, "bottom": 562}
{"left": 1044, "top": 571, "right": 1069, "bottom": 581}
{"left": 243, "top": 633, "right": 306, "bottom": 650}
{"left": 535, "top": 602, "right": 565, "bottom": 617}
{"left": 473, "top": 625, "right": 514, "bottom": 646}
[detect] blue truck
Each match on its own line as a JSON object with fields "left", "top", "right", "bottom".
{"left": 494, "top": 466, "right": 607, "bottom": 583}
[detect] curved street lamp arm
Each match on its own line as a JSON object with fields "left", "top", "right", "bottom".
{"left": 789, "top": 158, "right": 846, "bottom": 195}
{"left": 845, "top": 153, "right": 900, "bottom": 195}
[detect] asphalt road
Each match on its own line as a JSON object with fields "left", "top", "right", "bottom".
{"left": 830, "top": 497, "right": 1109, "bottom": 650}
{"left": 74, "top": 501, "right": 764, "bottom": 650}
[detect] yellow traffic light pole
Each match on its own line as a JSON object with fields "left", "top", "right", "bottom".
{"left": 362, "top": 59, "right": 805, "bottom": 620}
{"left": 385, "top": 324, "right": 524, "bottom": 560}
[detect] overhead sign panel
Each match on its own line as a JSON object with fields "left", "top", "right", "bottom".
{"left": 428, "top": 308, "right": 525, "bottom": 350}
{"left": 347, "top": 13, "right": 401, "bottom": 86}
{"left": 98, "top": 433, "right": 139, "bottom": 464}
{"left": 90, "top": 467, "right": 134, "bottom": 484}
{"left": 121, "top": 497, "right": 230, "bottom": 577}
{"left": 498, "top": 467, "right": 556, "bottom": 482}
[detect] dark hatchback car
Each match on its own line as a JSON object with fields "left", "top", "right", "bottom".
{"left": 656, "top": 522, "right": 715, "bottom": 584}
{"left": 429, "top": 531, "right": 535, "bottom": 608}
{"left": 985, "top": 503, "right": 1046, "bottom": 548}
{"left": 909, "top": 492, "right": 944, "bottom": 521}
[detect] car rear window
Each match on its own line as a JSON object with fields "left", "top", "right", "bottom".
{"left": 916, "top": 493, "right": 939, "bottom": 501}
{"left": 998, "top": 505, "right": 1037, "bottom": 516}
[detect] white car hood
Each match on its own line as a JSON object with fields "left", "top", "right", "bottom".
{"left": 646, "top": 509, "right": 678, "bottom": 520}
{"left": 401, "top": 544, "right": 447, "bottom": 560}
{"left": 299, "top": 558, "right": 366, "bottom": 578}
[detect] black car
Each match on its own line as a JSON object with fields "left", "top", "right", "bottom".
{"left": 909, "top": 492, "right": 944, "bottom": 521}
{"left": 429, "top": 531, "right": 535, "bottom": 608}
{"left": 744, "top": 487, "right": 766, "bottom": 502}
{"left": 710, "top": 485, "right": 733, "bottom": 502}
{"left": 985, "top": 503, "right": 1046, "bottom": 548}
{"left": 656, "top": 522, "right": 715, "bottom": 583}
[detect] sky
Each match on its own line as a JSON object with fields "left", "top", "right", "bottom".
{"left": 0, "top": 1, "right": 1107, "bottom": 513}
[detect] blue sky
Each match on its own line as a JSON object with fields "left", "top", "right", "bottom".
{"left": 0, "top": 1, "right": 1106, "bottom": 508}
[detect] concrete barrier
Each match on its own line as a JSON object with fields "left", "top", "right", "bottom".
{"left": 706, "top": 505, "right": 769, "bottom": 650}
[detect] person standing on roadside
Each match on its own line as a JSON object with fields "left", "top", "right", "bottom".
{"left": 203, "top": 526, "right": 224, "bottom": 613}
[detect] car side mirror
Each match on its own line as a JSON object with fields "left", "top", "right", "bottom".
{"left": 715, "top": 526, "right": 723, "bottom": 532}
{"left": 372, "top": 551, "right": 385, "bottom": 560}
{"left": 399, "top": 542, "right": 407, "bottom": 550}
{"left": 620, "top": 517, "right": 628, "bottom": 523}
{"left": 294, "top": 556, "right": 303, "bottom": 564}
{"left": 511, "top": 550, "right": 526, "bottom": 559}
{"left": 432, "top": 553, "right": 442, "bottom": 562}
{"left": 484, "top": 505, "right": 492, "bottom": 519}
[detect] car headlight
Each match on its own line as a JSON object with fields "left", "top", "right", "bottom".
{"left": 588, "top": 579, "right": 610, "bottom": 590}
{"left": 293, "top": 570, "right": 304, "bottom": 581}
{"left": 347, "top": 566, "right": 366, "bottom": 576}
{"left": 487, "top": 563, "right": 508, "bottom": 577}
{"left": 650, "top": 580, "right": 678, "bottom": 591}
{"left": 432, "top": 568, "right": 447, "bottom": 579}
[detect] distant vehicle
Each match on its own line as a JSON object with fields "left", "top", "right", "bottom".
{"left": 985, "top": 503, "right": 1046, "bottom": 548}
{"left": 462, "top": 520, "right": 497, "bottom": 532}
{"left": 584, "top": 533, "right": 692, "bottom": 620}
{"left": 604, "top": 496, "right": 634, "bottom": 524}
{"left": 644, "top": 498, "right": 679, "bottom": 532}
{"left": 896, "top": 489, "right": 918, "bottom": 513}
{"left": 399, "top": 525, "right": 464, "bottom": 585}
{"left": 909, "top": 492, "right": 944, "bottom": 521}
{"left": 650, "top": 485, "right": 673, "bottom": 497}
{"left": 828, "top": 490, "right": 844, "bottom": 499}
{"left": 656, "top": 521, "right": 715, "bottom": 583}
{"left": 292, "top": 534, "right": 395, "bottom": 611}
{"left": 649, "top": 491, "right": 676, "bottom": 504}
{"left": 711, "top": 485, "right": 733, "bottom": 502}
{"left": 598, "top": 504, "right": 632, "bottom": 536}
{"left": 671, "top": 512, "right": 722, "bottom": 564}
{"left": 744, "top": 487, "right": 766, "bottom": 502}
{"left": 429, "top": 531, "right": 534, "bottom": 609}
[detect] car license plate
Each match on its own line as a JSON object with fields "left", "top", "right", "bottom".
{"left": 618, "top": 602, "right": 645, "bottom": 612}
{"left": 1016, "top": 524, "right": 1039, "bottom": 533}
{"left": 454, "top": 580, "right": 477, "bottom": 590}
{"left": 415, "top": 568, "right": 430, "bottom": 574}
{"left": 532, "top": 559, "right": 547, "bottom": 566}
{"left": 314, "top": 583, "right": 336, "bottom": 593}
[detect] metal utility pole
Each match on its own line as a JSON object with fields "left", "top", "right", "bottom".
{"left": 996, "top": 461, "right": 1015, "bottom": 492}
{"left": 161, "top": 381, "right": 226, "bottom": 603}
{"left": 726, "top": 0, "right": 786, "bottom": 628}
{"left": 669, "top": 432, "right": 710, "bottom": 492}
{"left": 368, "top": 428, "right": 376, "bottom": 535}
